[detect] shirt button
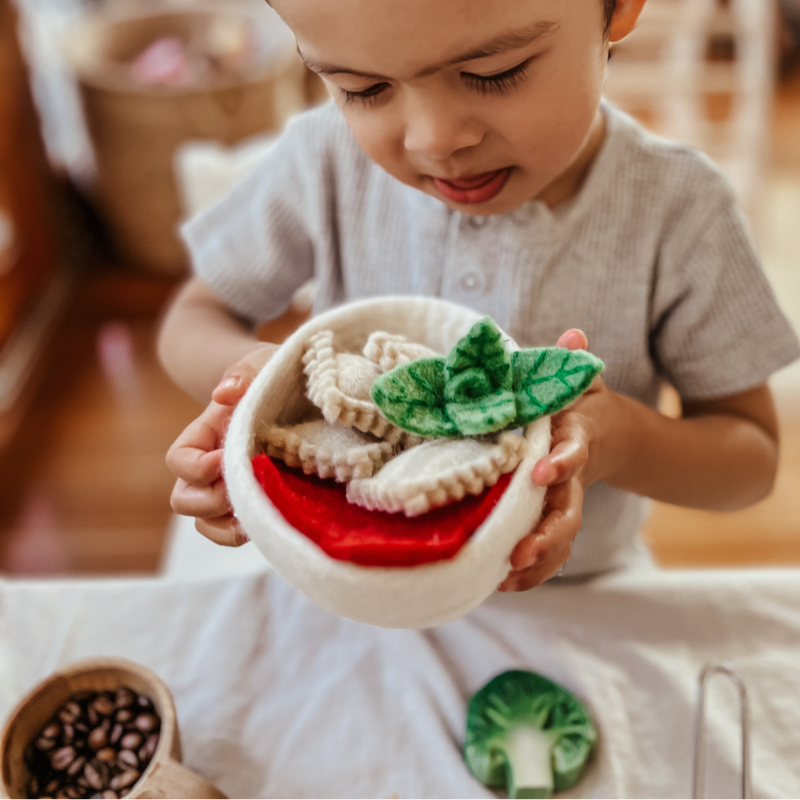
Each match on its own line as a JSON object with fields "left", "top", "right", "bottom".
{"left": 459, "top": 272, "right": 483, "bottom": 291}
{"left": 467, "top": 215, "right": 487, "bottom": 228}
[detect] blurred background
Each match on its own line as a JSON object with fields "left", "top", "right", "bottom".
{"left": 0, "top": 0, "right": 798, "bottom": 576}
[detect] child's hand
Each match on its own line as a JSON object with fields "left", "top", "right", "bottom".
{"left": 498, "top": 329, "right": 605, "bottom": 592}
{"left": 165, "top": 344, "right": 278, "bottom": 546}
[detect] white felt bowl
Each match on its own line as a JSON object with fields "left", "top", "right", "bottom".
{"left": 224, "top": 297, "right": 551, "bottom": 629}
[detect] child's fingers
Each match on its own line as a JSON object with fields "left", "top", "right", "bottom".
{"left": 498, "top": 537, "right": 573, "bottom": 591}
{"left": 509, "top": 479, "right": 583, "bottom": 571}
{"left": 556, "top": 328, "right": 589, "bottom": 351}
{"left": 166, "top": 402, "right": 231, "bottom": 484}
{"left": 211, "top": 344, "right": 279, "bottom": 406}
{"left": 167, "top": 445, "right": 223, "bottom": 487}
{"left": 195, "top": 514, "right": 249, "bottom": 548}
{"left": 170, "top": 477, "right": 231, "bottom": 520}
{"left": 532, "top": 430, "right": 589, "bottom": 487}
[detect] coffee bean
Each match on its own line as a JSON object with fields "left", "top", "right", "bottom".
{"left": 141, "top": 734, "right": 159, "bottom": 761}
{"left": 46, "top": 778, "right": 61, "bottom": 794}
{"left": 119, "top": 732, "right": 141, "bottom": 751}
{"left": 74, "top": 721, "right": 90, "bottom": 734}
{"left": 65, "top": 701, "right": 82, "bottom": 719}
{"left": 134, "top": 714, "right": 158, "bottom": 734}
{"left": 35, "top": 736, "right": 56, "bottom": 751}
{"left": 117, "top": 749, "right": 139, "bottom": 770}
{"left": 84, "top": 761, "right": 106, "bottom": 791}
{"left": 51, "top": 745, "right": 76, "bottom": 771}
{"left": 95, "top": 747, "right": 116, "bottom": 763}
{"left": 114, "top": 709, "right": 133, "bottom": 724}
{"left": 62, "top": 723, "right": 75, "bottom": 744}
{"left": 98, "top": 792, "right": 119, "bottom": 799}
{"left": 66, "top": 755, "right": 86, "bottom": 777}
{"left": 92, "top": 695, "right": 116, "bottom": 717}
{"left": 115, "top": 688, "right": 136, "bottom": 709}
{"left": 87, "top": 705, "right": 99, "bottom": 726}
{"left": 42, "top": 723, "right": 61, "bottom": 739}
{"left": 58, "top": 707, "right": 76, "bottom": 725}
{"left": 136, "top": 695, "right": 153, "bottom": 710}
{"left": 88, "top": 726, "right": 108, "bottom": 750}
{"left": 110, "top": 770, "right": 140, "bottom": 791}
{"left": 109, "top": 723, "right": 124, "bottom": 745}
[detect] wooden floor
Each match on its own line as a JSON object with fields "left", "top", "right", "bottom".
{"left": 1, "top": 77, "right": 799, "bottom": 576}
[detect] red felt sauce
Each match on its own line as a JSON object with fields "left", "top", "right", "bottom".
{"left": 251, "top": 454, "right": 512, "bottom": 567}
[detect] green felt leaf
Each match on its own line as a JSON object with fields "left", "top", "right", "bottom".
{"left": 446, "top": 390, "right": 518, "bottom": 436}
{"left": 512, "top": 348, "right": 604, "bottom": 425}
{"left": 370, "top": 357, "right": 458, "bottom": 437}
{"left": 370, "top": 318, "right": 605, "bottom": 438}
{"left": 445, "top": 317, "right": 512, "bottom": 392}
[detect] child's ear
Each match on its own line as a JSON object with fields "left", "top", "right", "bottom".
{"left": 608, "top": 0, "right": 648, "bottom": 43}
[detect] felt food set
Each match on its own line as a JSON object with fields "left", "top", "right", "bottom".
{"left": 224, "top": 298, "right": 603, "bottom": 629}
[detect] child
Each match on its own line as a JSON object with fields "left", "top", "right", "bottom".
{"left": 159, "top": 0, "right": 800, "bottom": 592}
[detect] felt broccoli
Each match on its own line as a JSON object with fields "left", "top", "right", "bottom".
{"left": 371, "top": 318, "right": 604, "bottom": 438}
{"left": 464, "top": 670, "right": 597, "bottom": 799}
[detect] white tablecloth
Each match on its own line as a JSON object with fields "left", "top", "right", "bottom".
{"left": 3, "top": 552, "right": 800, "bottom": 799}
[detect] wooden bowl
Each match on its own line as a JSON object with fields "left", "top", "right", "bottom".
{"left": 0, "top": 658, "right": 226, "bottom": 799}
{"left": 224, "top": 296, "right": 551, "bottom": 629}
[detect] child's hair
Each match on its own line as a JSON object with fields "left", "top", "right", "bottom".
{"left": 266, "top": 1, "right": 621, "bottom": 38}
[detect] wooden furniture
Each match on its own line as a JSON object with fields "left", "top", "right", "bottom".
{"left": 605, "top": 0, "right": 777, "bottom": 222}
{"left": 0, "top": 657, "right": 226, "bottom": 799}
{"left": 0, "top": 0, "right": 70, "bottom": 446}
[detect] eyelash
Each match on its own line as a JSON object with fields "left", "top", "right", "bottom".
{"left": 340, "top": 57, "right": 534, "bottom": 107}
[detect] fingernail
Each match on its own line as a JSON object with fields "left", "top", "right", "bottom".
{"left": 215, "top": 376, "right": 240, "bottom": 394}
{"left": 235, "top": 530, "right": 250, "bottom": 546}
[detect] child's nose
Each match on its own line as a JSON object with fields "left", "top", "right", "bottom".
{"left": 403, "top": 97, "right": 483, "bottom": 160}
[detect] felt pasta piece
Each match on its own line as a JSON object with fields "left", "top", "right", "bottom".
{"left": 372, "top": 317, "right": 604, "bottom": 437}
{"left": 303, "top": 329, "right": 407, "bottom": 440}
{"left": 252, "top": 454, "right": 513, "bottom": 567}
{"left": 363, "top": 332, "right": 439, "bottom": 373}
{"left": 347, "top": 433, "right": 526, "bottom": 517}
{"left": 257, "top": 419, "right": 396, "bottom": 483}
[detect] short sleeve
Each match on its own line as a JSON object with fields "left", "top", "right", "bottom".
{"left": 650, "top": 174, "right": 800, "bottom": 401}
{"left": 180, "top": 108, "right": 333, "bottom": 325}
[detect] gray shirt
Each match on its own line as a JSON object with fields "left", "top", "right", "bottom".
{"left": 183, "top": 101, "right": 800, "bottom": 577}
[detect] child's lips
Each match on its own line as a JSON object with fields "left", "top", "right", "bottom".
{"left": 432, "top": 168, "right": 511, "bottom": 204}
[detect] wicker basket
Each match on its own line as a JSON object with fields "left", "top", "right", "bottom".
{"left": 65, "top": 1, "right": 303, "bottom": 277}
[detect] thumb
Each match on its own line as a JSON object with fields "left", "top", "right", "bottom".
{"left": 212, "top": 344, "right": 279, "bottom": 406}
{"left": 556, "top": 328, "right": 589, "bottom": 351}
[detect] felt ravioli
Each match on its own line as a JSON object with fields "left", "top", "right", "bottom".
{"left": 303, "top": 329, "right": 420, "bottom": 445}
{"left": 372, "top": 317, "right": 604, "bottom": 438}
{"left": 363, "top": 332, "right": 439, "bottom": 373}
{"left": 347, "top": 432, "right": 526, "bottom": 517}
{"left": 257, "top": 419, "right": 396, "bottom": 483}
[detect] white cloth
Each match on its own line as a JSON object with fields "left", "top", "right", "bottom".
{"left": 3, "top": 566, "right": 800, "bottom": 798}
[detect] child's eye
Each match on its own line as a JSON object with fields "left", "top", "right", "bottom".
{"left": 462, "top": 58, "right": 533, "bottom": 96}
{"left": 340, "top": 83, "right": 389, "bottom": 107}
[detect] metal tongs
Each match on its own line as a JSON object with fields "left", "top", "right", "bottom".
{"left": 692, "top": 662, "right": 751, "bottom": 799}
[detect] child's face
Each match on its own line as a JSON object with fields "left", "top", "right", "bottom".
{"left": 272, "top": 0, "right": 613, "bottom": 215}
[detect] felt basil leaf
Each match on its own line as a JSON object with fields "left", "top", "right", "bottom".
{"left": 512, "top": 348, "right": 604, "bottom": 425}
{"left": 445, "top": 317, "right": 512, "bottom": 393}
{"left": 370, "top": 357, "right": 459, "bottom": 437}
{"left": 371, "top": 318, "right": 605, "bottom": 438}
